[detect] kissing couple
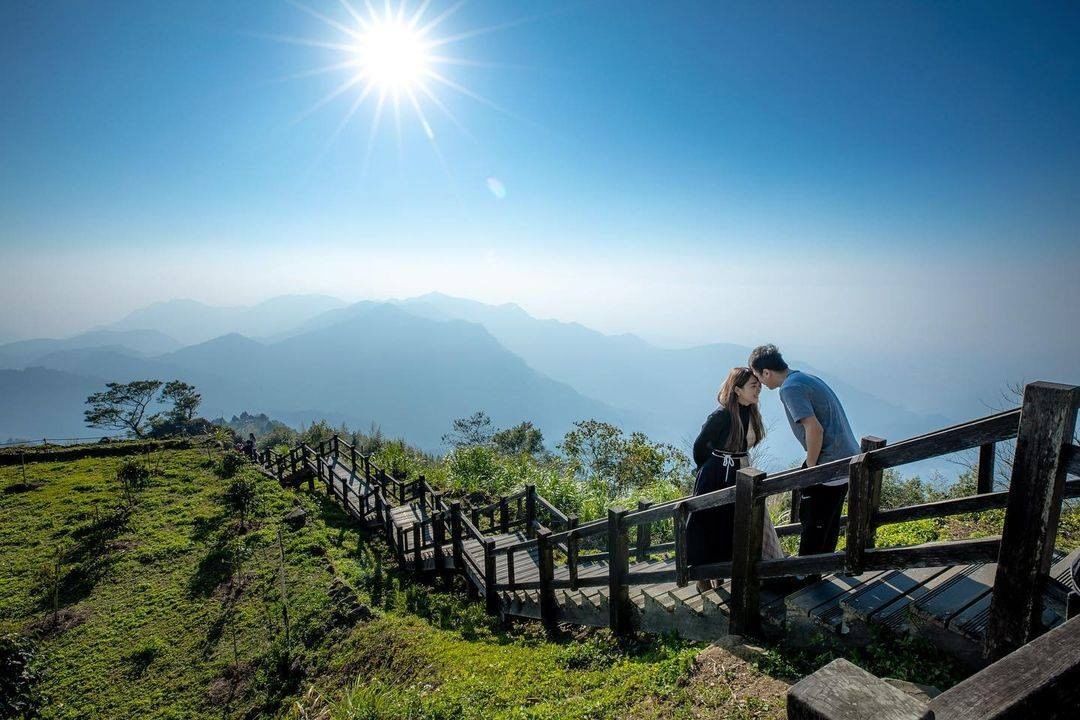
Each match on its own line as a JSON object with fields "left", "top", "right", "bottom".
{"left": 687, "top": 344, "right": 860, "bottom": 592}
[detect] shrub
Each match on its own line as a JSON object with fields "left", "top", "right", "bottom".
{"left": 444, "top": 445, "right": 509, "bottom": 497}
{"left": 116, "top": 459, "right": 150, "bottom": 504}
{"left": 0, "top": 633, "right": 41, "bottom": 719}
{"left": 223, "top": 475, "right": 259, "bottom": 529}
{"left": 218, "top": 450, "right": 245, "bottom": 479}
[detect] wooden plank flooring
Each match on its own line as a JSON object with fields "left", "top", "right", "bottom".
{"left": 281, "top": 449, "right": 1080, "bottom": 655}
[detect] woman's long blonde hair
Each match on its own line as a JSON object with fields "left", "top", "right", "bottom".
{"left": 717, "top": 367, "right": 766, "bottom": 452}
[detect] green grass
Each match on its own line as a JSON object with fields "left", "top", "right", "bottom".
{"left": 0, "top": 450, "right": 791, "bottom": 720}
{"left": 9, "top": 447, "right": 1040, "bottom": 719}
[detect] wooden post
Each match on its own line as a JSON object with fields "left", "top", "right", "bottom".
{"left": 537, "top": 528, "right": 556, "bottom": 630}
{"left": 483, "top": 538, "right": 499, "bottom": 615}
{"left": 985, "top": 381, "right": 1079, "bottom": 660}
{"left": 845, "top": 453, "right": 872, "bottom": 575}
{"left": 862, "top": 436, "right": 888, "bottom": 549}
{"left": 789, "top": 489, "right": 802, "bottom": 524}
{"left": 674, "top": 501, "right": 689, "bottom": 587}
{"left": 729, "top": 468, "right": 767, "bottom": 637}
{"left": 450, "top": 501, "right": 464, "bottom": 572}
{"left": 567, "top": 516, "right": 579, "bottom": 591}
{"left": 413, "top": 523, "right": 423, "bottom": 573}
{"left": 363, "top": 454, "right": 371, "bottom": 483}
{"left": 635, "top": 500, "right": 653, "bottom": 562}
{"left": 977, "top": 442, "right": 996, "bottom": 494}
{"left": 506, "top": 549, "right": 516, "bottom": 587}
{"left": 351, "top": 445, "right": 357, "bottom": 471}
{"left": 471, "top": 507, "right": 481, "bottom": 531}
{"left": 417, "top": 475, "right": 427, "bottom": 512}
{"left": 499, "top": 496, "right": 509, "bottom": 534}
{"left": 607, "top": 508, "right": 631, "bottom": 635}
{"left": 433, "top": 512, "right": 446, "bottom": 582}
{"left": 332, "top": 435, "right": 339, "bottom": 457}
{"left": 525, "top": 484, "right": 537, "bottom": 538}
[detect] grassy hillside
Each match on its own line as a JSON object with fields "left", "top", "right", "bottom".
{"left": 0, "top": 449, "right": 793, "bottom": 720}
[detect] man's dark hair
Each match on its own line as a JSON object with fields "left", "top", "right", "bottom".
{"left": 748, "top": 344, "right": 789, "bottom": 373}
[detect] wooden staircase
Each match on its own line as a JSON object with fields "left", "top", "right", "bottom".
{"left": 258, "top": 381, "right": 1080, "bottom": 667}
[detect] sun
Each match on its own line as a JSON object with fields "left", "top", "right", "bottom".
{"left": 274, "top": 0, "right": 512, "bottom": 171}
{"left": 355, "top": 15, "right": 430, "bottom": 91}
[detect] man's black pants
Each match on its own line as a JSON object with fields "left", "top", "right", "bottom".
{"left": 798, "top": 482, "right": 848, "bottom": 556}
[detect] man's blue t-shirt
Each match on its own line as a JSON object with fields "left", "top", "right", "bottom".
{"left": 779, "top": 370, "right": 860, "bottom": 485}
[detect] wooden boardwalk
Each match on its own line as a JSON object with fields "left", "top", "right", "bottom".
{"left": 261, "top": 382, "right": 1080, "bottom": 669}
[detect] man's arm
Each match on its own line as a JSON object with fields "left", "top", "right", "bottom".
{"left": 800, "top": 415, "right": 824, "bottom": 467}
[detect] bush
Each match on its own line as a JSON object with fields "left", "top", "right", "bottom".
{"left": 445, "top": 445, "right": 509, "bottom": 497}
{"left": 223, "top": 475, "right": 259, "bottom": 528}
{"left": 116, "top": 459, "right": 150, "bottom": 504}
{"left": 0, "top": 633, "right": 41, "bottom": 719}
{"left": 218, "top": 451, "right": 245, "bottom": 479}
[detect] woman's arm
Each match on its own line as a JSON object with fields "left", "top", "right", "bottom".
{"left": 693, "top": 409, "right": 731, "bottom": 467}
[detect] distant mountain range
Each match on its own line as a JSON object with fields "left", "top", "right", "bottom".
{"left": 0, "top": 293, "right": 954, "bottom": 472}
{"left": 101, "top": 295, "right": 346, "bottom": 345}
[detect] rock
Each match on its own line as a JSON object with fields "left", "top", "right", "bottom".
{"left": 284, "top": 507, "right": 307, "bottom": 528}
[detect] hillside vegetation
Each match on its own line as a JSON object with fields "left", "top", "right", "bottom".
{"left": 0, "top": 448, "right": 791, "bottom": 719}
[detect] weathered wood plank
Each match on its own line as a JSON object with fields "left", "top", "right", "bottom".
{"left": 986, "top": 382, "right": 1079, "bottom": 659}
{"left": 758, "top": 553, "right": 845, "bottom": 578}
{"left": 607, "top": 508, "right": 631, "bottom": 634}
{"left": 862, "top": 437, "right": 888, "bottom": 548}
{"left": 911, "top": 563, "right": 995, "bottom": 629}
{"left": 787, "top": 658, "right": 932, "bottom": 720}
{"left": 862, "top": 537, "right": 1000, "bottom": 572}
{"left": 930, "top": 615, "right": 1080, "bottom": 720}
{"left": 873, "top": 492, "right": 1009, "bottom": 526}
{"left": 840, "top": 567, "right": 949, "bottom": 623}
{"left": 977, "top": 442, "right": 996, "bottom": 494}
{"left": 729, "top": 468, "right": 766, "bottom": 636}
{"left": 846, "top": 453, "right": 872, "bottom": 574}
{"left": 869, "top": 410, "right": 1021, "bottom": 471}
{"left": 674, "top": 501, "right": 689, "bottom": 587}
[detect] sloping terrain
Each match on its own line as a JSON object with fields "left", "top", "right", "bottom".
{"left": 0, "top": 449, "right": 790, "bottom": 720}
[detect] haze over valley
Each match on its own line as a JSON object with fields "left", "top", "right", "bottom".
{"left": 2, "top": 291, "right": 1014, "bottom": 481}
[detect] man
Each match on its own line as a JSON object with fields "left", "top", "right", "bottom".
{"left": 749, "top": 344, "right": 860, "bottom": 556}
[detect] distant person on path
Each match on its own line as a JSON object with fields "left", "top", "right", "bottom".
{"left": 244, "top": 433, "right": 257, "bottom": 460}
{"left": 687, "top": 367, "right": 784, "bottom": 592}
{"left": 749, "top": 344, "right": 860, "bottom": 557}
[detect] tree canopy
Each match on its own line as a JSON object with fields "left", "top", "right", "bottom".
{"left": 84, "top": 380, "right": 163, "bottom": 438}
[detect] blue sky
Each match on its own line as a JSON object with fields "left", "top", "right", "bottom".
{"left": 1, "top": 1, "right": 1078, "bottom": 412}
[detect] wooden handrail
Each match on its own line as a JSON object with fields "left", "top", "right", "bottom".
{"left": 263, "top": 387, "right": 1077, "bottom": 650}
{"left": 472, "top": 488, "right": 529, "bottom": 515}
{"left": 1066, "top": 443, "right": 1080, "bottom": 477}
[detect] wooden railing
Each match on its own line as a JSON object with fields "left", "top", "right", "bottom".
{"left": 789, "top": 613, "right": 1080, "bottom": 719}
{"left": 262, "top": 381, "right": 1079, "bottom": 660}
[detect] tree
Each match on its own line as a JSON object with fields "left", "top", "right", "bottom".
{"left": 559, "top": 419, "right": 623, "bottom": 488}
{"left": 84, "top": 380, "right": 162, "bottom": 438}
{"left": 492, "top": 421, "right": 544, "bottom": 456}
{"left": 159, "top": 381, "right": 201, "bottom": 424}
{"left": 560, "top": 420, "right": 692, "bottom": 500}
{"left": 442, "top": 411, "right": 493, "bottom": 448}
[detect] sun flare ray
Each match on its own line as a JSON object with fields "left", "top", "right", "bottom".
{"left": 277, "top": 0, "right": 520, "bottom": 172}
{"left": 287, "top": 0, "right": 363, "bottom": 40}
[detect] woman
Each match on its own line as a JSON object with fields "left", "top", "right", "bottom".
{"left": 687, "top": 367, "right": 784, "bottom": 592}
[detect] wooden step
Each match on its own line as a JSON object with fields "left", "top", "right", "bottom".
{"left": 790, "top": 571, "right": 886, "bottom": 633}
{"left": 871, "top": 565, "right": 979, "bottom": 633}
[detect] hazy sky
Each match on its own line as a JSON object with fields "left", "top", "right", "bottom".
{"left": 2, "top": 1, "right": 1078, "bottom": 410}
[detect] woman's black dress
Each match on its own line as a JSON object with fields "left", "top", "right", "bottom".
{"left": 686, "top": 403, "right": 752, "bottom": 566}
